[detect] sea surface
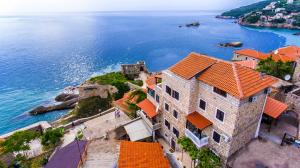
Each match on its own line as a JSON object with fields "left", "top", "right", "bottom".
{"left": 0, "top": 11, "right": 299, "bottom": 135}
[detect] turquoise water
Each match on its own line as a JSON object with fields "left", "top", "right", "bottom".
{"left": 0, "top": 11, "right": 299, "bottom": 135}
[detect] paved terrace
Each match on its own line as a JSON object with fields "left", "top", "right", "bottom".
{"left": 229, "top": 139, "right": 300, "bottom": 168}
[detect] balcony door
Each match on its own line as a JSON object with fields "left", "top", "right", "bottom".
{"left": 171, "top": 138, "right": 176, "bottom": 150}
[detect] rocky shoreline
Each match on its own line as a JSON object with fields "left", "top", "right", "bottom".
{"left": 238, "top": 20, "right": 300, "bottom": 30}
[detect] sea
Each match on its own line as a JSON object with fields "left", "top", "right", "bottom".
{"left": 0, "top": 11, "right": 299, "bottom": 135}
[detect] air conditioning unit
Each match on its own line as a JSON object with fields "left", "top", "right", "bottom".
{"left": 249, "top": 96, "right": 257, "bottom": 102}
{"left": 264, "top": 88, "right": 272, "bottom": 94}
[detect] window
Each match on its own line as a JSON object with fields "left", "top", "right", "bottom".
{"left": 173, "top": 127, "right": 179, "bottom": 138}
{"left": 199, "top": 99, "right": 206, "bottom": 110}
{"left": 172, "top": 90, "right": 180, "bottom": 100}
{"left": 148, "top": 89, "right": 155, "bottom": 98}
{"left": 173, "top": 110, "right": 178, "bottom": 119}
{"left": 216, "top": 109, "right": 225, "bottom": 122}
{"left": 165, "top": 119, "right": 170, "bottom": 130}
{"left": 165, "top": 103, "right": 169, "bottom": 111}
{"left": 156, "top": 95, "right": 160, "bottom": 103}
{"left": 166, "top": 85, "right": 172, "bottom": 95}
{"left": 213, "top": 87, "right": 227, "bottom": 97}
{"left": 213, "top": 131, "right": 221, "bottom": 143}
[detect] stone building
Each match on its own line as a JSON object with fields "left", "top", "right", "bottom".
{"left": 140, "top": 52, "right": 277, "bottom": 164}
{"left": 121, "top": 61, "right": 148, "bottom": 79}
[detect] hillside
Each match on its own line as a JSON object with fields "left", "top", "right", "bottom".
{"left": 219, "top": 0, "right": 300, "bottom": 30}
{"left": 220, "top": 0, "right": 273, "bottom": 19}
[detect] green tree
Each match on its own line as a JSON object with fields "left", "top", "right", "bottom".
{"left": 129, "top": 89, "right": 147, "bottom": 103}
{"left": 41, "top": 128, "right": 64, "bottom": 147}
{"left": 245, "top": 14, "right": 260, "bottom": 23}
{"left": 73, "top": 96, "right": 112, "bottom": 118}
{"left": 0, "top": 131, "right": 39, "bottom": 154}
{"left": 256, "top": 56, "right": 294, "bottom": 79}
{"left": 0, "top": 161, "right": 7, "bottom": 168}
{"left": 177, "top": 137, "right": 221, "bottom": 168}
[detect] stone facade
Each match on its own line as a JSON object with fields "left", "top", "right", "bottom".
{"left": 121, "top": 61, "right": 147, "bottom": 79}
{"left": 149, "top": 69, "right": 269, "bottom": 163}
{"left": 292, "top": 59, "right": 300, "bottom": 83}
{"left": 232, "top": 53, "right": 260, "bottom": 62}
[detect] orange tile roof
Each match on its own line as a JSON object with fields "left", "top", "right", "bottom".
{"left": 271, "top": 46, "right": 300, "bottom": 62}
{"left": 118, "top": 141, "right": 170, "bottom": 168}
{"left": 137, "top": 99, "right": 158, "bottom": 118}
{"left": 235, "top": 49, "right": 269, "bottom": 60}
{"left": 169, "top": 52, "right": 217, "bottom": 80}
{"left": 235, "top": 60, "right": 257, "bottom": 69}
{"left": 186, "top": 112, "right": 212, "bottom": 130}
{"left": 264, "top": 97, "right": 288, "bottom": 119}
{"left": 146, "top": 74, "right": 162, "bottom": 90}
{"left": 198, "top": 61, "right": 277, "bottom": 98}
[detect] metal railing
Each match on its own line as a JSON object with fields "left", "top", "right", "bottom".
{"left": 185, "top": 129, "right": 209, "bottom": 148}
{"left": 137, "top": 110, "right": 161, "bottom": 131}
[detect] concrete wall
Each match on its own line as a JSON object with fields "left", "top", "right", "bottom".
{"left": 292, "top": 59, "right": 300, "bottom": 83}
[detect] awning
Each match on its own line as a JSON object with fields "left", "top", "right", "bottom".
{"left": 124, "top": 119, "right": 152, "bottom": 141}
{"left": 137, "top": 99, "right": 158, "bottom": 118}
{"left": 186, "top": 112, "right": 212, "bottom": 130}
{"left": 264, "top": 97, "right": 288, "bottom": 119}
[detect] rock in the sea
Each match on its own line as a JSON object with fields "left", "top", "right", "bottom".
{"left": 29, "top": 97, "right": 79, "bottom": 115}
{"left": 293, "top": 32, "right": 300, "bottom": 36}
{"left": 219, "top": 42, "right": 243, "bottom": 48}
{"left": 185, "top": 22, "right": 200, "bottom": 27}
{"left": 55, "top": 93, "right": 79, "bottom": 102}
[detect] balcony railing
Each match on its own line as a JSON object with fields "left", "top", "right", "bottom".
{"left": 185, "top": 129, "right": 209, "bottom": 148}
{"left": 137, "top": 110, "right": 161, "bottom": 131}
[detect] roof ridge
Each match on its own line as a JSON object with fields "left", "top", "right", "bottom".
{"left": 232, "top": 63, "right": 244, "bottom": 98}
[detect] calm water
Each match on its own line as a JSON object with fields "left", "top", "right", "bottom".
{"left": 0, "top": 11, "right": 299, "bottom": 134}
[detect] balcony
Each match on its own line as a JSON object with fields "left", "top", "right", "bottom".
{"left": 137, "top": 110, "right": 161, "bottom": 131}
{"left": 185, "top": 129, "right": 209, "bottom": 148}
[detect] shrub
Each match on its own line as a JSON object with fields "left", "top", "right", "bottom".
{"left": 257, "top": 56, "right": 294, "bottom": 79}
{"left": 89, "top": 72, "right": 130, "bottom": 100}
{"left": 129, "top": 89, "right": 147, "bottom": 103}
{"left": 73, "top": 96, "right": 112, "bottom": 118}
{"left": 0, "top": 130, "right": 40, "bottom": 154}
{"left": 41, "top": 128, "right": 64, "bottom": 147}
{"left": 245, "top": 15, "right": 260, "bottom": 23}
{"left": 0, "top": 161, "right": 6, "bottom": 168}
{"left": 130, "top": 80, "right": 143, "bottom": 87}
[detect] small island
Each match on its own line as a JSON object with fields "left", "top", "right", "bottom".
{"left": 218, "top": 0, "right": 300, "bottom": 30}
{"left": 179, "top": 21, "right": 200, "bottom": 28}
{"left": 219, "top": 42, "right": 243, "bottom": 48}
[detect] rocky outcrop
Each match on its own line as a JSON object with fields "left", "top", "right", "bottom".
{"left": 179, "top": 22, "right": 200, "bottom": 28}
{"left": 219, "top": 42, "right": 243, "bottom": 48}
{"left": 29, "top": 97, "right": 79, "bottom": 115}
{"left": 29, "top": 84, "right": 118, "bottom": 115}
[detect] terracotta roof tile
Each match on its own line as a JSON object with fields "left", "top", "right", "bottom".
{"left": 186, "top": 112, "right": 212, "bottom": 130}
{"left": 235, "top": 49, "right": 269, "bottom": 60}
{"left": 118, "top": 141, "right": 170, "bottom": 168}
{"left": 146, "top": 74, "right": 162, "bottom": 90}
{"left": 271, "top": 46, "right": 300, "bottom": 62}
{"left": 169, "top": 52, "right": 217, "bottom": 80}
{"left": 137, "top": 99, "right": 158, "bottom": 118}
{"left": 264, "top": 97, "right": 288, "bottom": 119}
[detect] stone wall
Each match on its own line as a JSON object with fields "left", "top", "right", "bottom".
{"left": 292, "top": 59, "right": 300, "bottom": 83}
{"left": 121, "top": 61, "right": 147, "bottom": 79}
{"left": 285, "top": 88, "right": 300, "bottom": 139}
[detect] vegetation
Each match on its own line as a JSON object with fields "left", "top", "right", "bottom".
{"left": 244, "top": 14, "right": 260, "bottom": 23}
{"left": 256, "top": 56, "right": 294, "bottom": 79}
{"left": 271, "top": 18, "right": 286, "bottom": 23}
{"left": 41, "top": 128, "right": 64, "bottom": 148}
{"left": 177, "top": 137, "right": 221, "bottom": 168}
{"left": 221, "top": 0, "right": 273, "bottom": 18}
{"left": 0, "top": 161, "right": 6, "bottom": 168}
{"left": 0, "top": 131, "right": 40, "bottom": 154}
{"left": 130, "top": 80, "right": 143, "bottom": 87}
{"left": 73, "top": 96, "right": 112, "bottom": 118}
{"left": 129, "top": 89, "right": 147, "bottom": 103}
{"left": 13, "top": 150, "right": 53, "bottom": 168}
{"left": 293, "top": 15, "right": 300, "bottom": 27}
{"left": 89, "top": 72, "right": 130, "bottom": 100}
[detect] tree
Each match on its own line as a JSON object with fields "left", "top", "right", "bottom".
{"left": 177, "top": 137, "right": 221, "bottom": 168}
{"left": 0, "top": 131, "right": 39, "bottom": 154}
{"left": 256, "top": 56, "right": 294, "bottom": 79}
{"left": 41, "top": 128, "right": 64, "bottom": 147}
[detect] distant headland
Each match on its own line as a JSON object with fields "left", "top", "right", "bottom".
{"left": 217, "top": 0, "right": 300, "bottom": 30}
